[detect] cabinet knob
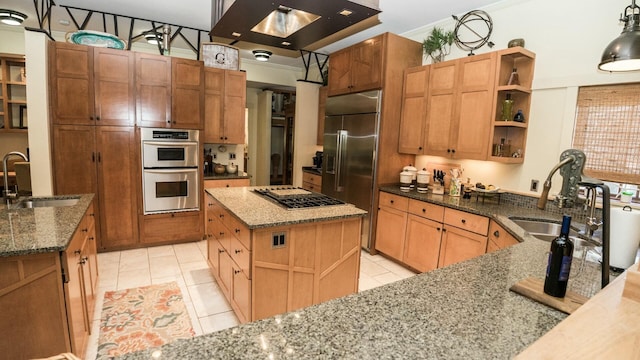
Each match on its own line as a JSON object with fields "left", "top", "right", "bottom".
{"left": 218, "top": 249, "right": 225, "bottom": 254}
{"left": 219, "top": 214, "right": 224, "bottom": 218}
{"left": 235, "top": 228, "right": 240, "bottom": 233}
{"left": 451, "top": 149, "right": 456, "bottom": 154}
{"left": 208, "top": 218, "right": 212, "bottom": 222}
{"left": 219, "top": 232, "right": 224, "bottom": 236}
{"left": 89, "top": 236, "right": 94, "bottom": 241}
{"left": 390, "top": 200, "right": 394, "bottom": 204}
{"left": 442, "top": 228, "right": 447, "bottom": 232}
{"left": 447, "top": 149, "right": 451, "bottom": 153}
{"left": 494, "top": 230, "right": 500, "bottom": 237}
{"left": 82, "top": 228, "right": 88, "bottom": 233}
{"left": 167, "top": 120, "right": 171, "bottom": 124}
{"left": 90, "top": 116, "right": 94, "bottom": 120}
{"left": 234, "top": 269, "right": 241, "bottom": 275}
{"left": 96, "top": 116, "right": 101, "bottom": 121}
{"left": 235, "top": 249, "right": 241, "bottom": 254}
{"left": 74, "top": 249, "right": 81, "bottom": 255}
{"left": 422, "top": 208, "right": 426, "bottom": 213}
{"left": 437, "top": 227, "right": 441, "bottom": 231}
{"left": 461, "top": 219, "right": 466, "bottom": 224}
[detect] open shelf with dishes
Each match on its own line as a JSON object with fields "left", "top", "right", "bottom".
{"left": 489, "top": 47, "right": 535, "bottom": 163}
{"left": 0, "top": 55, "right": 28, "bottom": 132}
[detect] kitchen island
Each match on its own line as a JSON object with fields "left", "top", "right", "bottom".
{"left": 120, "top": 187, "right": 606, "bottom": 359}
{"left": 0, "top": 194, "right": 98, "bottom": 359}
{"left": 203, "top": 186, "right": 368, "bottom": 323}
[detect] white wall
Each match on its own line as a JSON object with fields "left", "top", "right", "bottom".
{"left": 292, "top": 81, "right": 323, "bottom": 187}
{"left": 404, "top": 0, "right": 640, "bottom": 196}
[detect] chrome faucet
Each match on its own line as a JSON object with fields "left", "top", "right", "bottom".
{"left": 3, "top": 151, "right": 28, "bottom": 205}
{"left": 537, "top": 149, "right": 610, "bottom": 288}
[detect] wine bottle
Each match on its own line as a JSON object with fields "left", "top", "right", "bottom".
{"left": 543, "top": 215, "right": 574, "bottom": 297}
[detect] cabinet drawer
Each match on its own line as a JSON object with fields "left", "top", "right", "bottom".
{"left": 408, "top": 199, "right": 444, "bottom": 222}
{"left": 302, "top": 181, "right": 321, "bottom": 193}
{"left": 204, "top": 178, "right": 250, "bottom": 188}
{"left": 443, "top": 208, "right": 489, "bottom": 236}
{"left": 224, "top": 214, "right": 251, "bottom": 250}
{"left": 302, "top": 172, "right": 322, "bottom": 186}
{"left": 378, "top": 191, "right": 409, "bottom": 212}
{"left": 141, "top": 211, "right": 203, "bottom": 244}
{"left": 488, "top": 221, "right": 519, "bottom": 249}
{"left": 229, "top": 236, "right": 251, "bottom": 279}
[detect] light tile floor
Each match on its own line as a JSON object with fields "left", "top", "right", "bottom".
{"left": 85, "top": 241, "right": 416, "bottom": 359}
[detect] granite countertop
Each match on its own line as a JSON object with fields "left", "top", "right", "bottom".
{"left": 205, "top": 186, "right": 367, "bottom": 229}
{"left": 204, "top": 171, "right": 250, "bottom": 180}
{"left": 121, "top": 186, "right": 606, "bottom": 359}
{"left": 0, "top": 194, "right": 94, "bottom": 257}
{"left": 301, "top": 166, "right": 322, "bottom": 175}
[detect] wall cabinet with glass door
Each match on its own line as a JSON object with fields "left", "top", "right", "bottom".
{"left": 0, "top": 55, "right": 27, "bottom": 132}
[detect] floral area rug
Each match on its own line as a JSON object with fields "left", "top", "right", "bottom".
{"left": 97, "top": 282, "right": 195, "bottom": 359}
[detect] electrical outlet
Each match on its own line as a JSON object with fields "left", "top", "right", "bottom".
{"left": 229, "top": 153, "right": 236, "bottom": 160}
{"left": 530, "top": 179, "right": 539, "bottom": 192}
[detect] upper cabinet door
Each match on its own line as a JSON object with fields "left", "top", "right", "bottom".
{"left": 350, "top": 36, "right": 383, "bottom": 93}
{"left": 93, "top": 48, "right": 135, "bottom": 126}
{"left": 424, "top": 61, "right": 458, "bottom": 157}
{"left": 50, "top": 42, "right": 94, "bottom": 126}
{"left": 398, "top": 66, "right": 430, "bottom": 154}
{"left": 171, "top": 58, "right": 204, "bottom": 129}
{"left": 135, "top": 53, "right": 171, "bottom": 128}
{"left": 203, "top": 67, "right": 225, "bottom": 142}
{"left": 222, "top": 70, "right": 246, "bottom": 144}
{"left": 327, "top": 48, "right": 352, "bottom": 96}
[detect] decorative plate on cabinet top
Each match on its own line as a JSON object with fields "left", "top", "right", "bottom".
{"left": 66, "top": 30, "right": 127, "bottom": 50}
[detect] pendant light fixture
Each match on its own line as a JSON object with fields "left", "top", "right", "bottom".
{"left": 0, "top": 9, "right": 27, "bottom": 26}
{"left": 599, "top": 0, "right": 640, "bottom": 72}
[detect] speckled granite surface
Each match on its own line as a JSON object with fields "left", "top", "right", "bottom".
{"left": 205, "top": 186, "right": 367, "bottom": 229}
{"left": 120, "top": 187, "right": 606, "bottom": 360}
{"left": 204, "top": 171, "right": 250, "bottom": 180}
{"left": 0, "top": 194, "right": 94, "bottom": 257}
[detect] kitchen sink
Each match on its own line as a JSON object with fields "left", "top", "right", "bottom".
{"left": 510, "top": 218, "right": 600, "bottom": 247}
{"left": 14, "top": 197, "right": 80, "bottom": 208}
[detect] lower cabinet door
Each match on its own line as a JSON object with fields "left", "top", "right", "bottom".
{"left": 231, "top": 264, "right": 251, "bottom": 323}
{"left": 374, "top": 206, "right": 407, "bottom": 261}
{"left": 218, "top": 250, "right": 232, "bottom": 297}
{"left": 404, "top": 215, "right": 442, "bottom": 272}
{"left": 438, "top": 226, "right": 488, "bottom": 267}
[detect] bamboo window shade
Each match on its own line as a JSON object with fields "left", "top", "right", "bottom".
{"left": 573, "top": 83, "right": 640, "bottom": 184}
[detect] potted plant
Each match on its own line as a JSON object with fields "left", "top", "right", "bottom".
{"left": 422, "top": 27, "right": 455, "bottom": 63}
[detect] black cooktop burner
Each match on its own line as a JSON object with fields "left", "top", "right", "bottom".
{"left": 253, "top": 187, "right": 345, "bottom": 209}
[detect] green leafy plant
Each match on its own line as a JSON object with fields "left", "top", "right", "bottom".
{"left": 422, "top": 27, "right": 455, "bottom": 63}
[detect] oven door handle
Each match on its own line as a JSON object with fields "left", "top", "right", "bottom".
{"left": 143, "top": 168, "right": 198, "bottom": 174}
{"left": 143, "top": 141, "right": 198, "bottom": 147}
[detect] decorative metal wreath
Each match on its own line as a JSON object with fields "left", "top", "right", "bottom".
{"left": 452, "top": 10, "right": 495, "bottom": 56}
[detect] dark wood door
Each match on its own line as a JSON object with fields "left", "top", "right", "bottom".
{"left": 52, "top": 125, "right": 97, "bottom": 195}
{"left": 135, "top": 53, "right": 171, "bottom": 128}
{"left": 96, "top": 126, "right": 139, "bottom": 249}
{"left": 49, "top": 42, "right": 94, "bottom": 126}
{"left": 171, "top": 58, "right": 204, "bottom": 129}
{"left": 93, "top": 48, "right": 135, "bottom": 126}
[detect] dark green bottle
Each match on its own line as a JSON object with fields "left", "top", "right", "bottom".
{"left": 543, "top": 215, "right": 574, "bottom": 297}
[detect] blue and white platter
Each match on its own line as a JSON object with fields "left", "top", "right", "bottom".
{"left": 66, "top": 30, "right": 127, "bottom": 50}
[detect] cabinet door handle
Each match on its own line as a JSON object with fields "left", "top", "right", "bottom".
{"left": 494, "top": 230, "right": 500, "bottom": 237}
{"left": 436, "top": 227, "right": 441, "bottom": 231}
{"left": 90, "top": 116, "right": 94, "bottom": 120}
{"left": 96, "top": 116, "right": 100, "bottom": 121}
{"left": 74, "top": 249, "right": 81, "bottom": 255}
{"left": 451, "top": 149, "right": 456, "bottom": 154}
{"left": 208, "top": 218, "right": 212, "bottom": 222}
{"left": 461, "top": 219, "right": 466, "bottom": 224}
{"left": 235, "top": 249, "right": 242, "bottom": 254}
{"left": 82, "top": 228, "right": 88, "bottom": 233}
{"left": 422, "top": 208, "right": 426, "bottom": 213}
{"left": 390, "top": 200, "right": 394, "bottom": 204}
{"left": 447, "top": 149, "right": 451, "bottom": 153}
{"left": 219, "top": 232, "right": 224, "bottom": 236}
{"left": 92, "top": 152, "right": 95, "bottom": 162}
{"left": 234, "top": 269, "right": 241, "bottom": 275}
{"left": 219, "top": 214, "right": 224, "bottom": 219}
{"left": 218, "top": 249, "right": 225, "bottom": 254}
{"left": 442, "top": 228, "right": 447, "bottom": 232}
{"left": 167, "top": 120, "right": 171, "bottom": 124}
{"left": 97, "top": 152, "right": 101, "bottom": 162}
{"left": 235, "top": 228, "right": 240, "bottom": 233}
{"left": 418, "top": 146, "right": 423, "bottom": 150}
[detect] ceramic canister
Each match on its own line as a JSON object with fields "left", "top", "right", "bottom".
{"left": 416, "top": 168, "right": 430, "bottom": 193}
{"left": 403, "top": 165, "right": 417, "bottom": 188}
{"left": 400, "top": 171, "right": 413, "bottom": 192}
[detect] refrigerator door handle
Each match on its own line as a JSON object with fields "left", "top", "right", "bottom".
{"left": 335, "top": 130, "right": 348, "bottom": 192}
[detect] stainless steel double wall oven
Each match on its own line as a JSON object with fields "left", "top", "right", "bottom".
{"left": 141, "top": 128, "right": 199, "bottom": 214}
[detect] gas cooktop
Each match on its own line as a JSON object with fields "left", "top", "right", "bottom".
{"left": 253, "top": 187, "right": 345, "bottom": 209}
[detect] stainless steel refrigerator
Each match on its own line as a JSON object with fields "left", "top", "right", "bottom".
{"left": 322, "top": 90, "right": 381, "bottom": 250}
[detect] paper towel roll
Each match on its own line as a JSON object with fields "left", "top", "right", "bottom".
{"left": 610, "top": 206, "right": 640, "bottom": 269}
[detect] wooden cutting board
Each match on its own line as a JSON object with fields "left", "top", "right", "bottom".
{"left": 509, "top": 277, "right": 589, "bottom": 314}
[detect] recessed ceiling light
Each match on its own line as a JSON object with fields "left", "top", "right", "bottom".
{"left": 338, "top": 9, "right": 353, "bottom": 16}
{"left": 281, "top": 41, "right": 291, "bottom": 46}
{"left": 232, "top": 32, "right": 241, "bottom": 37}
{"left": 253, "top": 50, "right": 272, "bottom": 62}
{"left": 0, "top": 9, "right": 27, "bottom": 26}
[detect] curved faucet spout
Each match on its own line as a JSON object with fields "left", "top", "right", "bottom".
{"left": 3, "top": 151, "right": 29, "bottom": 204}
{"left": 536, "top": 155, "right": 576, "bottom": 210}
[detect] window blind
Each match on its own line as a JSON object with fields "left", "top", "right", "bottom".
{"left": 573, "top": 83, "right": 640, "bottom": 184}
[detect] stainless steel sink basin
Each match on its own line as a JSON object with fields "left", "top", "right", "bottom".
{"left": 510, "top": 218, "right": 580, "bottom": 241}
{"left": 14, "top": 197, "right": 80, "bottom": 208}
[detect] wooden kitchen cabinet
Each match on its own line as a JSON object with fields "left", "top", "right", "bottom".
{"left": 404, "top": 214, "right": 442, "bottom": 272}
{"left": 0, "top": 55, "right": 27, "bottom": 132}
{"left": 438, "top": 225, "right": 489, "bottom": 267}
{"left": 486, "top": 220, "right": 520, "bottom": 252}
{"left": 203, "top": 67, "right": 246, "bottom": 143}
{"left": 398, "top": 65, "right": 430, "bottom": 154}
{"left": 375, "top": 192, "right": 409, "bottom": 260}
{"left": 135, "top": 53, "right": 171, "bottom": 128}
{"left": 49, "top": 42, "right": 134, "bottom": 126}
{"left": 0, "top": 201, "right": 98, "bottom": 359}
{"left": 489, "top": 47, "right": 536, "bottom": 163}
{"left": 424, "top": 53, "right": 496, "bottom": 160}
{"left": 328, "top": 34, "right": 384, "bottom": 96}
{"left": 52, "top": 125, "right": 139, "bottom": 251}
{"left": 316, "top": 86, "right": 327, "bottom": 145}
{"left": 140, "top": 210, "right": 203, "bottom": 245}
{"left": 302, "top": 171, "right": 322, "bottom": 192}
{"left": 171, "top": 57, "right": 204, "bottom": 129}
